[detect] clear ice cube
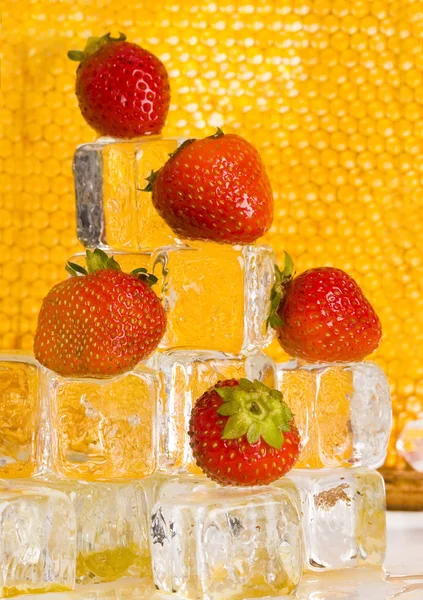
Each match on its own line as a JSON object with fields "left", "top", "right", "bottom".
{"left": 152, "top": 243, "right": 275, "bottom": 354}
{"left": 285, "top": 469, "right": 386, "bottom": 571}
{"left": 276, "top": 360, "right": 391, "bottom": 469}
{"left": 150, "top": 479, "right": 302, "bottom": 600}
{"left": 73, "top": 137, "right": 184, "bottom": 251}
{"left": 0, "top": 353, "right": 42, "bottom": 478}
{"left": 21, "top": 480, "right": 152, "bottom": 585}
{"left": 0, "top": 483, "right": 76, "bottom": 596}
{"left": 148, "top": 351, "right": 276, "bottom": 473}
{"left": 397, "top": 414, "right": 423, "bottom": 471}
{"left": 46, "top": 364, "right": 158, "bottom": 481}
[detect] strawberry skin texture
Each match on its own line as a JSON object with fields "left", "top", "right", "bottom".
{"left": 75, "top": 41, "right": 170, "bottom": 138}
{"left": 151, "top": 134, "right": 274, "bottom": 244}
{"left": 189, "top": 380, "right": 300, "bottom": 486}
{"left": 276, "top": 267, "right": 382, "bottom": 363}
{"left": 34, "top": 269, "right": 166, "bottom": 377}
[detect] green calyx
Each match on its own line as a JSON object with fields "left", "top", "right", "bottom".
{"left": 216, "top": 378, "right": 294, "bottom": 450}
{"left": 65, "top": 248, "right": 158, "bottom": 287}
{"left": 267, "top": 252, "right": 294, "bottom": 330}
{"left": 142, "top": 170, "right": 159, "bottom": 193}
{"left": 67, "top": 32, "right": 127, "bottom": 62}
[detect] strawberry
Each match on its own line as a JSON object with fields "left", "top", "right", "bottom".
{"left": 34, "top": 249, "right": 166, "bottom": 377}
{"left": 268, "top": 253, "right": 382, "bottom": 363}
{"left": 68, "top": 33, "right": 170, "bottom": 138}
{"left": 188, "top": 378, "right": 300, "bottom": 486}
{"left": 145, "top": 129, "right": 274, "bottom": 244}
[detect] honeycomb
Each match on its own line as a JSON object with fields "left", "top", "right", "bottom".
{"left": 1, "top": 0, "right": 423, "bottom": 468}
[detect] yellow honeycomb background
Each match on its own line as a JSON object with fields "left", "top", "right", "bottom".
{"left": 1, "top": 0, "right": 423, "bottom": 468}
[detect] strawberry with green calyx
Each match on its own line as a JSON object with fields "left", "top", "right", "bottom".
{"left": 269, "top": 255, "right": 382, "bottom": 363}
{"left": 144, "top": 128, "right": 274, "bottom": 244}
{"left": 68, "top": 33, "right": 170, "bottom": 138}
{"left": 189, "top": 378, "right": 300, "bottom": 486}
{"left": 34, "top": 249, "right": 166, "bottom": 377}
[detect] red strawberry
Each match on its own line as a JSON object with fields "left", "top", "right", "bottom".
{"left": 145, "top": 129, "right": 274, "bottom": 244}
{"left": 68, "top": 33, "right": 170, "bottom": 138}
{"left": 268, "top": 253, "right": 382, "bottom": 363}
{"left": 34, "top": 249, "right": 166, "bottom": 377}
{"left": 189, "top": 378, "right": 300, "bottom": 486}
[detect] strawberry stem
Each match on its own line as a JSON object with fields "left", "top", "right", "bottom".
{"left": 216, "top": 378, "right": 294, "bottom": 450}
{"left": 209, "top": 127, "right": 224, "bottom": 139}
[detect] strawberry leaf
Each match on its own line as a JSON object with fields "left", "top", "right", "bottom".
{"left": 246, "top": 422, "right": 261, "bottom": 445}
{"left": 217, "top": 400, "right": 241, "bottom": 417}
{"left": 266, "top": 253, "right": 295, "bottom": 330}
{"left": 142, "top": 170, "right": 159, "bottom": 192}
{"left": 222, "top": 413, "right": 251, "bottom": 440}
{"left": 67, "top": 50, "right": 85, "bottom": 62}
{"left": 261, "top": 421, "right": 284, "bottom": 450}
{"left": 65, "top": 261, "right": 88, "bottom": 277}
{"left": 131, "top": 268, "right": 159, "bottom": 287}
{"left": 282, "top": 252, "right": 294, "bottom": 278}
{"left": 105, "top": 256, "right": 122, "bottom": 271}
{"left": 86, "top": 248, "right": 110, "bottom": 273}
{"left": 238, "top": 378, "right": 255, "bottom": 391}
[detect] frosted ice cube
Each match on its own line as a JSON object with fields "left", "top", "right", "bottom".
{"left": 149, "top": 351, "right": 276, "bottom": 473}
{"left": 0, "top": 483, "right": 76, "bottom": 596}
{"left": 152, "top": 243, "right": 275, "bottom": 354}
{"left": 150, "top": 479, "right": 302, "bottom": 600}
{"left": 397, "top": 414, "right": 423, "bottom": 472}
{"left": 285, "top": 469, "right": 386, "bottom": 571}
{"left": 46, "top": 364, "right": 158, "bottom": 481}
{"left": 74, "top": 137, "right": 184, "bottom": 251}
{"left": 276, "top": 360, "right": 391, "bottom": 469}
{"left": 0, "top": 352, "right": 43, "bottom": 479}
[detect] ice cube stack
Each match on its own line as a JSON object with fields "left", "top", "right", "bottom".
{"left": 0, "top": 134, "right": 392, "bottom": 600}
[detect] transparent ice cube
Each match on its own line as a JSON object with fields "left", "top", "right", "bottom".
{"left": 46, "top": 364, "right": 158, "bottom": 481}
{"left": 148, "top": 351, "right": 276, "bottom": 473}
{"left": 150, "top": 479, "right": 302, "bottom": 600}
{"left": 0, "top": 483, "right": 76, "bottom": 596}
{"left": 276, "top": 360, "right": 391, "bottom": 469}
{"left": 19, "top": 480, "right": 152, "bottom": 585}
{"left": 152, "top": 243, "right": 275, "bottom": 354}
{"left": 397, "top": 414, "right": 423, "bottom": 472}
{"left": 285, "top": 469, "right": 386, "bottom": 571}
{"left": 0, "top": 352, "right": 42, "bottom": 479}
{"left": 73, "top": 137, "right": 184, "bottom": 251}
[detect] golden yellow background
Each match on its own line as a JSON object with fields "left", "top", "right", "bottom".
{"left": 1, "top": 0, "right": 423, "bottom": 467}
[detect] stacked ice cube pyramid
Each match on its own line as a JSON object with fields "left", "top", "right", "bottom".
{"left": 0, "top": 136, "right": 392, "bottom": 598}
